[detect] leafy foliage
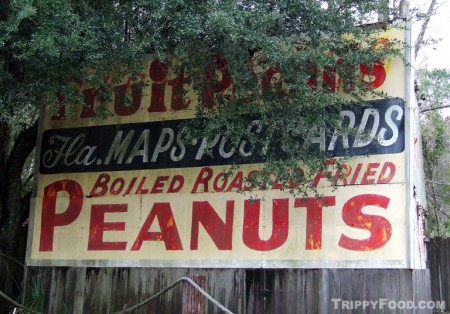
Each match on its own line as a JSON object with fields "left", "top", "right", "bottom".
{"left": 0, "top": 0, "right": 406, "bottom": 308}
{"left": 416, "top": 69, "right": 450, "bottom": 236}
{"left": 1, "top": 0, "right": 403, "bottom": 194}
{"left": 416, "top": 68, "right": 450, "bottom": 113}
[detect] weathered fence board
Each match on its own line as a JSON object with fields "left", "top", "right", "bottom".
{"left": 23, "top": 267, "right": 432, "bottom": 314}
{"left": 426, "top": 237, "right": 450, "bottom": 312}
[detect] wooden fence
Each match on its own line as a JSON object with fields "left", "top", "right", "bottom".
{"left": 427, "top": 237, "right": 450, "bottom": 313}
{"left": 26, "top": 236, "right": 450, "bottom": 313}
{"left": 23, "top": 267, "right": 432, "bottom": 314}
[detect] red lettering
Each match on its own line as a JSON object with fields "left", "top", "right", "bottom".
{"left": 148, "top": 59, "right": 169, "bottom": 112}
{"left": 168, "top": 66, "right": 191, "bottom": 110}
{"left": 202, "top": 54, "right": 231, "bottom": 107}
{"left": 305, "top": 64, "right": 319, "bottom": 90}
{"left": 244, "top": 170, "right": 259, "bottom": 191}
{"left": 40, "top": 180, "right": 83, "bottom": 251}
{"left": 80, "top": 87, "right": 100, "bottom": 118}
{"left": 295, "top": 196, "right": 335, "bottom": 250}
{"left": 151, "top": 176, "right": 169, "bottom": 194}
{"left": 110, "top": 177, "right": 125, "bottom": 195}
{"left": 213, "top": 172, "right": 228, "bottom": 192}
{"left": 349, "top": 163, "right": 363, "bottom": 185}
{"left": 88, "top": 204, "right": 127, "bottom": 250}
{"left": 312, "top": 159, "right": 335, "bottom": 187}
{"left": 272, "top": 177, "right": 284, "bottom": 189}
{"left": 338, "top": 194, "right": 392, "bottom": 251}
{"left": 377, "top": 162, "right": 396, "bottom": 184}
{"left": 167, "top": 175, "right": 184, "bottom": 193}
{"left": 226, "top": 171, "right": 243, "bottom": 192}
{"left": 135, "top": 177, "right": 149, "bottom": 194}
{"left": 323, "top": 66, "right": 337, "bottom": 93}
{"left": 262, "top": 67, "right": 285, "bottom": 95}
{"left": 336, "top": 58, "right": 356, "bottom": 92}
{"left": 287, "top": 167, "right": 305, "bottom": 188}
{"left": 124, "top": 177, "right": 137, "bottom": 195}
{"left": 242, "top": 198, "right": 289, "bottom": 251}
{"left": 360, "top": 62, "right": 386, "bottom": 89}
{"left": 113, "top": 75, "right": 144, "bottom": 116}
{"left": 190, "top": 201, "right": 234, "bottom": 250}
{"left": 361, "top": 162, "right": 380, "bottom": 185}
{"left": 131, "top": 203, "right": 183, "bottom": 250}
{"left": 191, "top": 167, "right": 213, "bottom": 193}
{"left": 333, "top": 164, "right": 352, "bottom": 186}
{"left": 89, "top": 173, "right": 110, "bottom": 197}
{"left": 360, "top": 38, "right": 389, "bottom": 89}
{"left": 51, "top": 95, "right": 66, "bottom": 120}
{"left": 80, "top": 76, "right": 109, "bottom": 118}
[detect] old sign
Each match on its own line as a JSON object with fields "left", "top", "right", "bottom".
{"left": 27, "top": 26, "right": 418, "bottom": 268}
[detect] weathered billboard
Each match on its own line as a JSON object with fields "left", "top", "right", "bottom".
{"left": 27, "top": 27, "right": 415, "bottom": 268}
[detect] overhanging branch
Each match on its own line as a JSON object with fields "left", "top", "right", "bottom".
{"left": 420, "top": 104, "right": 450, "bottom": 113}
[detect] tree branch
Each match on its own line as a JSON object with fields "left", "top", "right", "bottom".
{"left": 420, "top": 104, "right": 450, "bottom": 113}
{"left": 427, "top": 179, "right": 450, "bottom": 186}
{"left": 415, "top": 0, "right": 438, "bottom": 59}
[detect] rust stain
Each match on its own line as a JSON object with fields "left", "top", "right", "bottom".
{"left": 308, "top": 235, "right": 321, "bottom": 249}
{"left": 167, "top": 216, "right": 174, "bottom": 228}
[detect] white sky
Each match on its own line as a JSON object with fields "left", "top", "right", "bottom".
{"left": 414, "top": 0, "right": 450, "bottom": 69}
{"left": 412, "top": 0, "right": 450, "bottom": 117}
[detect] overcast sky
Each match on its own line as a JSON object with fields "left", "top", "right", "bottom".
{"left": 414, "top": 0, "right": 450, "bottom": 69}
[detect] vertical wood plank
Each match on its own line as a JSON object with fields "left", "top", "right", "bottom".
{"left": 24, "top": 266, "right": 434, "bottom": 314}
{"left": 73, "top": 268, "right": 86, "bottom": 314}
{"left": 182, "top": 274, "right": 206, "bottom": 314}
{"left": 318, "top": 269, "right": 330, "bottom": 314}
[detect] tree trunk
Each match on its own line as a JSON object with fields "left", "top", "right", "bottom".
{"left": 415, "top": 0, "right": 438, "bottom": 59}
{"left": 0, "top": 121, "right": 10, "bottom": 231}
{"left": 0, "top": 120, "right": 38, "bottom": 312}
